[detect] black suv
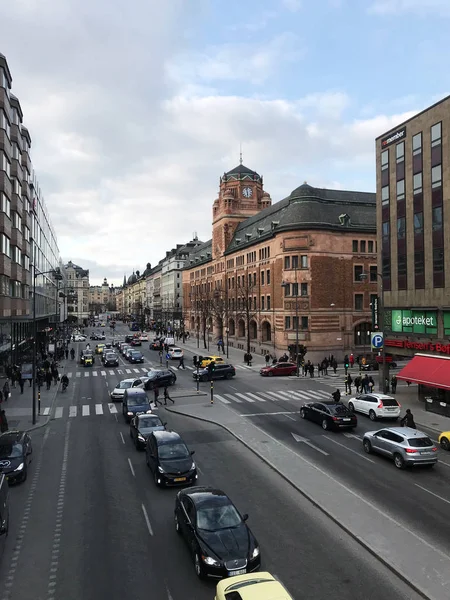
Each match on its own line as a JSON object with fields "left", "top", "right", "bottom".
{"left": 144, "top": 369, "right": 176, "bottom": 390}
{"left": 0, "top": 431, "right": 33, "bottom": 483}
{"left": 193, "top": 363, "right": 235, "bottom": 382}
{"left": 103, "top": 352, "right": 119, "bottom": 367}
{"left": 145, "top": 430, "right": 197, "bottom": 487}
{"left": 122, "top": 389, "right": 152, "bottom": 423}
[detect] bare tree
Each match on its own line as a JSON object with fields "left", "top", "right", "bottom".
{"left": 192, "top": 283, "right": 213, "bottom": 350}
{"left": 235, "top": 270, "right": 258, "bottom": 357}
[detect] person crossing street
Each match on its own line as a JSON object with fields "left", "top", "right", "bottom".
{"left": 163, "top": 386, "right": 175, "bottom": 405}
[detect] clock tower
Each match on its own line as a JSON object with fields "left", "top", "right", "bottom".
{"left": 212, "top": 163, "right": 272, "bottom": 259}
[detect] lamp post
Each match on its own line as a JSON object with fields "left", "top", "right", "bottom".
{"left": 32, "top": 266, "right": 62, "bottom": 425}
{"left": 360, "top": 271, "right": 386, "bottom": 393}
{"left": 281, "top": 265, "right": 300, "bottom": 378}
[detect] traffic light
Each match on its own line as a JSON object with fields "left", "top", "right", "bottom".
{"left": 193, "top": 355, "right": 198, "bottom": 367}
{"left": 208, "top": 361, "right": 216, "bottom": 373}
{"left": 198, "top": 356, "right": 204, "bottom": 367}
{"left": 344, "top": 358, "right": 349, "bottom": 369}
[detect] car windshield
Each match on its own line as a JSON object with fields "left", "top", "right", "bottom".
{"left": 0, "top": 443, "right": 23, "bottom": 459}
{"left": 105, "top": 353, "right": 116, "bottom": 358}
{"left": 147, "top": 371, "right": 162, "bottom": 379}
{"left": 158, "top": 442, "right": 190, "bottom": 460}
{"left": 332, "top": 404, "right": 351, "bottom": 415}
{"left": 131, "top": 352, "right": 142, "bottom": 357}
{"left": 118, "top": 381, "right": 133, "bottom": 389}
{"left": 408, "top": 437, "right": 433, "bottom": 448}
{"left": 139, "top": 416, "right": 162, "bottom": 428}
{"left": 127, "top": 396, "right": 148, "bottom": 407}
{"left": 197, "top": 502, "right": 242, "bottom": 531}
{"left": 380, "top": 398, "right": 399, "bottom": 407}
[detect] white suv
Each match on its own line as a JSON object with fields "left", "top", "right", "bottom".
{"left": 348, "top": 393, "right": 401, "bottom": 421}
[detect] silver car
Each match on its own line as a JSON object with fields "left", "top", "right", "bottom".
{"left": 363, "top": 427, "right": 438, "bottom": 469}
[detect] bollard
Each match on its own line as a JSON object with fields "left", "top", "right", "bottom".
{"left": 159, "top": 352, "right": 162, "bottom": 366}
{"left": 166, "top": 359, "right": 169, "bottom": 369}
{"left": 196, "top": 364, "right": 200, "bottom": 393}
{"left": 38, "top": 391, "right": 41, "bottom": 415}
{"left": 210, "top": 380, "right": 214, "bottom": 404}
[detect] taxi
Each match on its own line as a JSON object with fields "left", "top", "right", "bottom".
{"left": 438, "top": 431, "right": 450, "bottom": 450}
{"left": 80, "top": 351, "right": 94, "bottom": 366}
{"left": 215, "top": 572, "right": 293, "bottom": 600}
{"left": 199, "top": 355, "right": 224, "bottom": 368}
{"left": 95, "top": 343, "right": 106, "bottom": 355}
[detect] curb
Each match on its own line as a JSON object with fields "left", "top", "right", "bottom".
{"left": 25, "top": 361, "right": 71, "bottom": 433}
{"left": 165, "top": 404, "right": 430, "bottom": 600}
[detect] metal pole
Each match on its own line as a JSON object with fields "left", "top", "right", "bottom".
{"left": 32, "top": 272, "right": 37, "bottom": 425}
{"left": 210, "top": 380, "right": 214, "bottom": 404}
{"left": 379, "top": 276, "right": 387, "bottom": 394}
{"left": 295, "top": 266, "right": 299, "bottom": 377}
{"left": 226, "top": 329, "right": 229, "bottom": 359}
{"left": 196, "top": 363, "right": 199, "bottom": 393}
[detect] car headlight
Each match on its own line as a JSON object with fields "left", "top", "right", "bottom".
{"left": 137, "top": 434, "right": 145, "bottom": 442}
{"left": 189, "top": 462, "right": 196, "bottom": 471}
{"left": 157, "top": 466, "right": 165, "bottom": 473}
{"left": 127, "top": 412, "right": 133, "bottom": 416}
{"left": 251, "top": 546, "right": 260, "bottom": 558}
{"left": 202, "top": 555, "right": 220, "bottom": 566}
{"left": 14, "top": 463, "right": 24, "bottom": 472}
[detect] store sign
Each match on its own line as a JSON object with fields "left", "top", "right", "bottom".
{"left": 371, "top": 296, "right": 379, "bottom": 330}
{"left": 381, "top": 126, "right": 406, "bottom": 148}
{"left": 391, "top": 310, "right": 437, "bottom": 335}
{"left": 386, "top": 339, "right": 450, "bottom": 355}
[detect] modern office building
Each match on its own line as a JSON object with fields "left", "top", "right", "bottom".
{"left": 0, "top": 52, "right": 62, "bottom": 372}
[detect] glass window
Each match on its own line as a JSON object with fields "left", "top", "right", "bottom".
{"left": 398, "top": 254, "right": 407, "bottom": 277}
{"left": 381, "top": 150, "right": 389, "bottom": 168}
{"left": 431, "top": 122, "right": 442, "bottom": 144}
{"left": 261, "top": 296, "right": 265, "bottom": 310}
{"left": 1, "top": 234, "right": 11, "bottom": 257}
{"left": 433, "top": 248, "right": 444, "bottom": 273}
{"left": 1, "top": 152, "right": 11, "bottom": 178}
{"left": 301, "top": 316, "right": 308, "bottom": 330}
{"left": 382, "top": 221, "right": 390, "bottom": 238}
{"left": 352, "top": 240, "right": 358, "bottom": 252}
{"left": 368, "top": 240, "right": 374, "bottom": 253}
{"left": 381, "top": 185, "right": 389, "bottom": 203}
{"left": 283, "top": 283, "right": 291, "bottom": 296}
{"left": 261, "top": 271, "right": 264, "bottom": 286}
{"left": 414, "top": 212, "right": 423, "bottom": 234}
{"left": 292, "top": 316, "right": 299, "bottom": 329}
{"left": 413, "top": 172, "right": 422, "bottom": 194}
{"left": 354, "top": 294, "right": 363, "bottom": 311}
{"left": 0, "top": 192, "right": 11, "bottom": 219}
{"left": 266, "top": 270, "right": 270, "bottom": 285}
{"left": 396, "top": 179, "right": 405, "bottom": 200}
{"left": 291, "top": 255, "right": 299, "bottom": 269}
{"left": 412, "top": 132, "right": 422, "bottom": 154}
{"left": 354, "top": 265, "right": 363, "bottom": 281}
{"left": 300, "top": 282, "right": 308, "bottom": 296}
{"left": 292, "top": 282, "right": 299, "bottom": 296}
{"left": 432, "top": 164, "right": 442, "bottom": 188}
{"left": 370, "top": 266, "right": 377, "bottom": 282}
{"left": 360, "top": 240, "right": 366, "bottom": 253}
{"left": 396, "top": 141, "right": 405, "bottom": 161}
{"left": 300, "top": 255, "right": 308, "bottom": 268}
{"left": 267, "top": 295, "right": 271, "bottom": 310}
{"left": 285, "top": 316, "right": 291, "bottom": 329}
{"left": 432, "top": 206, "right": 443, "bottom": 231}
{"left": 284, "top": 256, "right": 290, "bottom": 270}
{"left": 414, "top": 251, "right": 424, "bottom": 275}
{"left": 397, "top": 217, "right": 406, "bottom": 239}
{"left": 12, "top": 212, "right": 22, "bottom": 230}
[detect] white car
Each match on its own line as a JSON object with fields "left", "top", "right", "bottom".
{"left": 348, "top": 393, "right": 401, "bottom": 421}
{"left": 168, "top": 347, "right": 183, "bottom": 359}
{"left": 139, "top": 333, "right": 149, "bottom": 342}
{"left": 110, "top": 378, "right": 146, "bottom": 400}
{"left": 72, "top": 334, "right": 86, "bottom": 342}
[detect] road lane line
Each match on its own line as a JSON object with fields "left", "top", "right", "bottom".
{"left": 292, "top": 433, "right": 330, "bottom": 455}
{"left": 214, "top": 394, "right": 231, "bottom": 404}
{"left": 55, "top": 407, "right": 63, "bottom": 419}
{"left": 415, "top": 484, "right": 450, "bottom": 505}
{"left": 117, "top": 369, "right": 123, "bottom": 374}
{"left": 343, "top": 432, "right": 362, "bottom": 440}
{"left": 277, "top": 391, "right": 299, "bottom": 400}
{"left": 141, "top": 504, "right": 153, "bottom": 536}
{"left": 224, "top": 393, "right": 242, "bottom": 403}
{"left": 82, "top": 405, "right": 90, "bottom": 416}
{"left": 108, "top": 403, "right": 118, "bottom": 414}
{"left": 128, "top": 458, "right": 135, "bottom": 478}
{"left": 235, "top": 393, "right": 255, "bottom": 403}
{"left": 322, "top": 435, "right": 375, "bottom": 463}
{"left": 245, "top": 392, "right": 266, "bottom": 402}
{"left": 92, "top": 371, "right": 98, "bottom": 377}
{"left": 289, "top": 390, "right": 312, "bottom": 400}
{"left": 69, "top": 406, "right": 77, "bottom": 418}
{"left": 119, "top": 432, "right": 125, "bottom": 444}
{"left": 284, "top": 414, "right": 297, "bottom": 421}
{"left": 258, "top": 391, "right": 277, "bottom": 400}
{"left": 266, "top": 391, "right": 282, "bottom": 401}
{"left": 109, "top": 370, "right": 115, "bottom": 375}
{"left": 125, "top": 368, "right": 131, "bottom": 373}
{"left": 243, "top": 411, "right": 297, "bottom": 417}
{"left": 42, "top": 407, "right": 51, "bottom": 416}
{"left": 133, "top": 368, "right": 140, "bottom": 373}
{"left": 95, "top": 404, "right": 103, "bottom": 415}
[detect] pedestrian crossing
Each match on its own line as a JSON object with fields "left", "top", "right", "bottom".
{"left": 42, "top": 402, "right": 122, "bottom": 418}
{"left": 66, "top": 367, "right": 152, "bottom": 379}
{"left": 184, "top": 364, "right": 254, "bottom": 371}
{"left": 214, "top": 387, "right": 334, "bottom": 405}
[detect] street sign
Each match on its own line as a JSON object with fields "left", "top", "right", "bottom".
{"left": 371, "top": 332, "right": 384, "bottom": 350}
{"left": 166, "top": 353, "right": 170, "bottom": 360}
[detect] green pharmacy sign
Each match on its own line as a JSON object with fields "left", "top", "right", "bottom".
{"left": 391, "top": 310, "right": 438, "bottom": 334}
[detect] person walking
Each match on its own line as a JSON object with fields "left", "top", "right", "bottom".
{"left": 45, "top": 371, "right": 52, "bottom": 391}
{"left": 0, "top": 410, "right": 8, "bottom": 433}
{"left": 391, "top": 375, "right": 398, "bottom": 393}
{"left": 65, "top": 348, "right": 69, "bottom": 360}
{"left": 265, "top": 354, "right": 270, "bottom": 366}
{"left": 332, "top": 389, "right": 341, "bottom": 403}
{"left": 400, "top": 409, "right": 416, "bottom": 429}
{"left": 163, "top": 386, "right": 175, "bottom": 405}
{"left": 153, "top": 385, "right": 162, "bottom": 406}
{"left": 2, "top": 381, "right": 9, "bottom": 402}
{"left": 177, "top": 355, "right": 185, "bottom": 370}
{"left": 18, "top": 373, "right": 25, "bottom": 394}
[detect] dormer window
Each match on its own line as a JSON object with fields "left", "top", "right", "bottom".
{"left": 245, "top": 233, "right": 252, "bottom": 240}
{"left": 235, "top": 238, "right": 241, "bottom": 245}
{"left": 258, "top": 227, "right": 264, "bottom": 236}
{"left": 271, "top": 221, "right": 279, "bottom": 230}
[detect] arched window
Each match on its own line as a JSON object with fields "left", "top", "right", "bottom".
{"left": 228, "top": 318, "right": 235, "bottom": 336}
{"left": 261, "top": 321, "right": 271, "bottom": 342}
{"left": 249, "top": 320, "right": 257, "bottom": 339}
{"left": 238, "top": 319, "right": 245, "bottom": 337}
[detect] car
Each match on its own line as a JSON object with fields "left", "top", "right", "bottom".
{"left": 139, "top": 333, "right": 149, "bottom": 342}
{"left": 101, "top": 322, "right": 105, "bottom": 327}
{"left": 150, "top": 341, "right": 162, "bottom": 350}
{"left": 103, "top": 352, "right": 119, "bottom": 367}
{"left": 129, "top": 350, "right": 144, "bottom": 364}
{"left": 90, "top": 333, "right": 100, "bottom": 340}
{"left": 129, "top": 414, "right": 166, "bottom": 449}
{"left": 95, "top": 344, "right": 105, "bottom": 355}
{"left": 80, "top": 351, "right": 94, "bottom": 366}
{"left": 110, "top": 378, "right": 146, "bottom": 401}
{"left": 144, "top": 368, "right": 176, "bottom": 389}
{"left": 198, "top": 355, "right": 224, "bottom": 368}
{"left": 439, "top": 431, "right": 450, "bottom": 450}
{"left": 121, "top": 345, "right": 131, "bottom": 356}
{"left": 193, "top": 364, "right": 235, "bottom": 382}
{"left": 0, "top": 431, "right": 33, "bottom": 483}
{"left": 348, "top": 393, "right": 401, "bottom": 421}
{"left": 168, "top": 347, "right": 184, "bottom": 359}
{"left": 122, "top": 388, "right": 152, "bottom": 423}
{"left": 300, "top": 401, "right": 357, "bottom": 430}
{"left": 125, "top": 335, "right": 135, "bottom": 344}
{"left": 363, "top": 427, "right": 438, "bottom": 469}
{"left": 130, "top": 338, "right": 142, "bottom": 346}
{"left": 146, "top": 430, "right": 197, "bottom": 487}
{"left": 125, "top": 348, "right": 134, "bottom": 361}
{"left": 174, "top": 486, "right": 260, "bottom": 579}
{"left": 361, "top": 357, "right": 397, "bottom": 371}
{"left": 260, "top": 362, "right": 297, "bottom": 377}
{"left": 215, "top": 572, "right": 294, "bottom": 600}
{"left": 72, "top": 334, "right": 86, "bottom": 342}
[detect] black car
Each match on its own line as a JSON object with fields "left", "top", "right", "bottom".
{"left": 131, "top": 338, "right": 142, "bottom": 347}
{"left": 300, "top": 400, "right": 357, "bottom": 430}
{"left": 174, "top": 487, "right": 261, "bottom": 579}
{"left": 193, "top": 364, "right": 236, "bottom": 382}
{"left": 130, "top": 414, "right": 166, "bottom": 449}
{"left": 146, "top": 430, "right": 197, "bottom": 487}
{"left": 0, "top": 431, "right": 32, "bottom": 483}
{"left": 103, "top": 352, "right": 119, "bottom": 367}
{"left": 144, "top": 369, "right": 176, "bottom": 390}
{"left": 122, "top": 389, "right": 152, "bottom": 423}
{"left": 129, "top": 350, "right": 144, "bottom": 364}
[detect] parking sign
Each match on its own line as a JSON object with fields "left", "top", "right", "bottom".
{"left": 371, "top": 332, "right": 384, "bottom": 350}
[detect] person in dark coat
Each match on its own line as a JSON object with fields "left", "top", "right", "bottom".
{"left": 153, "top": 386, "right": 162, "bottom": 406}
{"left": 163, "top": 386, "right": 174, "bottom": 405}
{"left": 400, "top": 409, "right": 416, "bottom": 429}
{"left": 332, "top": 389, "right": 341, "bottom": 403}
{"left": 0, "top": 410, "right": 8, "bottom": 432}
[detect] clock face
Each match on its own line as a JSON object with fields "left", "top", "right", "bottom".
{"left": 242, "top": 187, "right": 253, "bottom": 198}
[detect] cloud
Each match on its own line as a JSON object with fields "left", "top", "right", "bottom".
{"left": 281, "top": 0, "right": 302, "bottom": 12}
{"left": 369, "top": 0, "right": 450, "bottom": 16}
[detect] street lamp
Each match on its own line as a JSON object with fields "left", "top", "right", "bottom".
{"left": 360, "top": 271, "right": 386, "bottom": 393}
{"left": 32, "top": 266, "right": 62, "bottom": 425}
{"left": 281, "top": 264, "right": 300, "bottom": 378}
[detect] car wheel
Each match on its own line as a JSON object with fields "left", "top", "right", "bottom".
{"left": 194, "top": 552, "right": 205, "bottom": 579}
{"left": 170, "top": 377, "right": 176, "bottom": 386}
{"left": 300, "top": 408, "right": 306, "bottom": 419}
{"left": 394, "top": 453, "right": 405, "bottom": 469}
{"left": 175, "top": 513, "right": 181, "bottom": 534}
{"left": 440, "top": 437, "right": 450, "bottom": 451}
{"left": 363, "top": 439, "right": 372, "bottom": 454}
{"left": 268, "top": 372, "right": 274, "bottom": 377}
{"left": 348, "top": 402, "right": 355, "bottom": 412}
{"left": 226, "top": 373, "right": 233, "bottom": 380}
{"left": 369, "top": 410, "right": 377, "bottom": 421}
{"left": 22, "top": 467, "right": 28, "bottom": 482}
{"left": 321, "top": 419, "right": 329, "bottom": 430}
{"left": 201, "top": 375, "right": 208, "bottom": 382}
{"left": 153, "top": 470, "right": 160, "bottom": 487}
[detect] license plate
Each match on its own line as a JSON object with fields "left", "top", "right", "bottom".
{"left": 343, "top": 418, "right": 351, "bottom": 422}
{"left": 228, "top": 569, "right": 246, "bottom": 576}
{"left": 174, "top": 477, "right": 186, "bottom": 482}
{"left": 421, "top": 451, "right": 433, "bottom": 455}
{"left": 386, "top": 408, "right": 396, "bottom": 411}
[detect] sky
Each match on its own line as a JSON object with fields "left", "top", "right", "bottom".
{"left": 1, "top": 0, "right": 449, "bottom": 285}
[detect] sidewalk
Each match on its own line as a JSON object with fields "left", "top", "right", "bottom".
{"left": 177, "top": 336, "right": 267, "bottom": 367}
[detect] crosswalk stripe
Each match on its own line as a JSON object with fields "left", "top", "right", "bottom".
{"left": 76, "top": 372, "right": 81, "bottom": 378}
{"left": 133, "top": 368, "right": 140, "bottom": 373}
{"left": 277, "top": 391, "right": 298, "bottom": 400}
{"left": 95, "top": 404, "right": 103, "bottom": 415}
{"left": 266, "top": 391, "right": 282, "bottom": 401}
{"left": 101, "top": 370, "right": 106, "bottom": 376}
{"left": 117, "top": 369, "right": 123, "bottom": 374}
{"left": 109, "top": 370, "right": 115, "bottom": 375}
{"left": 186, "top": 366, "right": 194, "bottom": 370}
{"left": 305, "top": 390, "right": 328, "bottom": 399}
{"left": 108, "top": 403, "right": 118, "bottom": 414}
{"left": 125, "top": 369, "right": 131, "bottom": 373}
{"left": 246, "top": 392, "right": 266, "bottom": 402}
{"left": 67, "top": 372, "right": 73, "bottom": 378}
{"left": 92, "top": 371, "right": 98, "bottom": 377}
{"left": 235, "top": 393, "right": 255, "bottom": 403}
{"left": 141, "top": 367, "right": 148, "bottom": 373}
{"left": 224, "top": 393, "right": 242, "bottom": 403}
{"left": 289, "top": 390, "right": 311, "bottom": 400}
{"left": 258, "top": 391, "right": 277, "bottom": 401}
{"left": 55, "top": 407, "right": 63, "bottom": 419}
{"left": 214, "top": 394, "right": 231, "bottom": 404}
{"left": 42, "top": 407, "right": 50, "bottom": 416}
{"left": 69, "top": 406, "right": 77, "bottom": 417}
{"left": 82, "top": 405, "right": 90, "bottom": 416}
{"left": 84, "top": 372, "right": 89, "bottom": 377}
{"left": 236, "top": 365, "right": 248, "bottom": 370}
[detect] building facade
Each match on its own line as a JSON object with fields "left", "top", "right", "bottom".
{"left": 0, "top": 53, "right": 62, "bottom": 372}
{"left": 65, "top": 261, "right": 89, "bottom": 324}
{"left": 376, "top": 96, "right": 450, "bottom": 362}
{"left": 182, "top": 164, "right": 377, "bottom": 361}
{"left": 88, "top": 278, "right": 116, "bottom": 315}
{"left": 145, "top": 262, "right": 162, "bottom": 324}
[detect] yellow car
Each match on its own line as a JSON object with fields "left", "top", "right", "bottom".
{"left": 95, "top": 343, "right": 105, "bottom": 355}
{"left": 199, "top": 355, "right": 225, "bottom": 368}
{"left": 438, "top": 431, "right": 450, "bottom": 450}
{"left": 215, "top": 572, "right": 293, "bottom": 600}
{"left": 101, "top": 322, "right": 105, "bottom": 327}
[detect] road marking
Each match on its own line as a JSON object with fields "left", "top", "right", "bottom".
{"left": 42, "top": 407, "right": 51, "bottom": 416}
{"left": 109, "top": 370, "right": 115, "bottom": 375}
{"left": 82, "top": 405, "right": 90, "bottom": 416}
{"left": 291, "top": 432, "right": 329, "bottom": 455}
{"left": 235, "top": 393, "right": 255, "bottom": 403}
{"left": 76, "top": 372, "right": 81, "bottom": 378}
{"left": 133, "top": 368, "right": 140, "bottom": 373}
{"left": 214, "top": 394, "right": 231, "bottom": 404}
{"left": 117, "top": 369, "right": 123, "bottom": 374}
{"left": 67, "top": 372, "right": 73, "bottom": 378}
{"left": 289, "top": 390, "right": 314, "bottom": 400}
{"left": 277, "top": 390, "right": 299, "bottom": 400}
{"left": 92, "top": 371, "right": 98, "bottom": 377}
{"left": 343, "top": 432, "right": 362, "bottom": 440}
{"left": 69, "top": 406, "right": 77, "bottom": 418}
{"left": 141, "top": 504, "right": 153, "bottom": 536}
{"left": 95, "top": 404, "right": 103, "bottom": 415}
{"left": 266, "top": 391, "right": 282, "bottom": 401}
{"left": 322, "top": 435, "right": 375, "bottom": 463}
{"left": 243, "top": 411, "right": 297, "bottom": 417}
{"left": 224, "top": 393, "right": 242, "bottom": 403}
{"left": 284, "top": 414, "right": 297, "bottom": 421}
{"left": 128, "top": 458, "right": 135, "bottom": 478}
{"left": 84, "top": 372, "right": 89, "bottom": 377}
{"left": 55, "top": 407, "right": 63, "bottom": 419}
{"left": 125, "top": 368, "right": 131, "bottom": 373}
{"left": 101, "top": 370, "right": 106, "bottom": 376}
{"left": 258, "top": 391, "right": 277, "bottom": 401}
{"left": 415, "top": 484, "right": 450, "bottom": 505}
{"left": 119, "top": 432, "right": 125, "bottom": 444}
{"left": 108, "top": 403, "right": 118, "bottom": 414}
{"left": 246, "top": 392, "right": 266, "bottom": 402}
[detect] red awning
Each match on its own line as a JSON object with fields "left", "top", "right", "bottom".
{"left": 397, "top": 354, "right": 450, "bottom": 390}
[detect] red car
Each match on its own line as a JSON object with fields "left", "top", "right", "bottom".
{"left": 260, "top": 362, "right": 297, "bottom": 377}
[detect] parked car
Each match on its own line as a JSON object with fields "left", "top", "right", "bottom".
{"left": 348, "top": 393, "right": 401, "bottom": 421}
{"left": 193, "top": 364, "right": 235, "bottom": 381}
{"left": 363, "top": 427, "right": 438, "bottom": 469}
{"left": 260, "top": 362, "right": 297, "bottom": 377}
{"left": 300, "top": 401, "right": 357, "bottom": 431}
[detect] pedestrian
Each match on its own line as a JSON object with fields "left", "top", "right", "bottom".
{"left": 265, "top": 354, "right": 270, "bottom": 366}
{"left": 345, "top": 373, "right": 352, "bottom": 395}
{"left": 350, "top": 354, "right": 354, "bottom": 368}
{"left": 391, "top": 375, "right": 398, "bottom": 393}
{"left": 163, "top": 386, "right": 174, "bottom": 405}
{"left": 2, "top": 381, "right": 9, "bottom": 402}
{"left": 45, "top": 371, "right": 52, "bottom": 391}
{"left": 53, "top": 368, "right": 59, "bottom": 386}
{"left": 400, "top": 409, "right": 416, "bottom": 429}
{"left": 177, "top": 356, "right": 185, "bottom": 370}
{"left": 354, "top": 375, "right": 361, "bottom": 394}
{"left": 368, "top": 376, "right": 374, "bottom": 392}
{"left": 332, "top": 389, "right": 341, "bottom": 403}
{"left": 0, "top": 390, "right": 3, "bottom": 405}
{"left": 19, "top": 374, "right": 24, "bottom": 394}
{"left": 0, "top": 410, "right": 8, "bottom": 433}
{"left": 65, "top": 348, "right": 69, "bottom": 360}
{"left": 153, "top": 386, "right": 162, "bottom": 406}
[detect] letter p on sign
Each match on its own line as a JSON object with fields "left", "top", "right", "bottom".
{"left": 371, "top": 332, "right": 384, "bottom": 350}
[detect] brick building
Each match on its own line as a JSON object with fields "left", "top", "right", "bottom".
{"left": 182, "top": 163, "right": 378, "bottom": 361}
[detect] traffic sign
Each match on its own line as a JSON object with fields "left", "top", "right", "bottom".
{"left": 166, "top": 353, "right": 171, "bottom": 360}
{"left": 371, "top": 332, "right": 384, "bottom": 350}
